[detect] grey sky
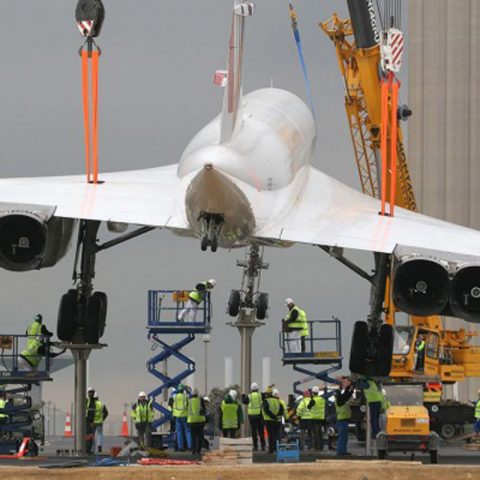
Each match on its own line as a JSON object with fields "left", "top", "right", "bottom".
{"left": 0, "top": 1, "right": 409, "bottom": 415}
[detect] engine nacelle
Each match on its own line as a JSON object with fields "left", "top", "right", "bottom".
{"left": 451, "top": 265, "right": 480, "bottom": 323}
{"left": 0, "top": 205, "right": 76, "bottom": 272}
{"left": 392, "top": 248, "right": 450, "bottom": 316}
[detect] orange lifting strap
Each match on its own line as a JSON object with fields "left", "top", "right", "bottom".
{"left": 81, "top": 42, "right": 100, "bottom": 184}
{"left": 380, "top": 72, "right": 400, "bottom": 216}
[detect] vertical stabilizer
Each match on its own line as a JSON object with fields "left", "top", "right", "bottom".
{"left": 219, "top": 2, "right": 255, "bottom": 144}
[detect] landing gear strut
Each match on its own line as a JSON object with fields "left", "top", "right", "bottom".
{"left": 199, "top": 212, "right": 224, "bottom": 252}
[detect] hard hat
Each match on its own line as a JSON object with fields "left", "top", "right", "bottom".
{"left": 251, "top": 382, "right": 259, "bottom": 391}
{"left": 87, "top": 386, "right": 95, "bottom": 393}
{"left": 93, "top": 392, "right": 99, "bottom": 399}
{"left": 138, "top": 391, "right": 147, "bottom": 398}
{"left": 296, "top": 395, "right": 303, "bottom": 403}
{"left": 265, "top": 386, "right": 273, "bottom": 394}
{"left": 203, "top": 396, "right": 210, "bottom": 402}
{"left": 272, "top": 388, "right": 280, "bottom": 398}
{"left": 208, "top": 279, "right": 216, "bottom": 288}
{"left": 229, "top": 389, "right": 237, "bottom": 400}
{"left": 312, "top": 386, "right": 320, "bottom": 394}
{"left": 34, "top": 314, "right": 43, "bottom": 322}
{"left": 285, "top": 298, "right": 294, "bottom": 306}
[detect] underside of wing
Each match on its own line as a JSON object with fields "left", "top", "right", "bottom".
{"left": 255, "top": 167, "right": 480, "bottom": 258}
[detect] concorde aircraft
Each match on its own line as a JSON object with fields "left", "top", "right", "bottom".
{"left": 0, "top": 0, "right": 480, "bottom": 351}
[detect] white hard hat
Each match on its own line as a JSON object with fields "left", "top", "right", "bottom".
{"left": 272, "top": 388, "right": 280, "bottom": 398}
{"left": 285, "top": 298, "right": 294, "bottom": 305}
{"left": 251, "top": 382, "right": 259, "bottom": 391}
{"left": 312, "top": 386, "right": 320, "bottom": 394}
{"left": 138, "top": 391, "right": 147, "bottom": 398}
{"left": 208, "top": 279, "right": 216, "bottom": 288}
{"left": 296, "top": 395, "right": 303, "bottom": 403}
{"left": 87, "top": 386, "right": 95, "bottom": 393}
{"left": 203, "top": 396, "right": 210, "bottom": 402}
{"left": 93, "top": 392, "right": 99, "bottom": 399}
{"left": 229, "top": 389, "right": 237, "bottom": 400}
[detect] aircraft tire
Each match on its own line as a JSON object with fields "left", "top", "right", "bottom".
{"left": 256, "top": 293, "right": 269, "bottom": 320}
{"left": 349, "top": 321, "right": 368, "bottom": 374}
{"left": 57, "top": 290, "right": 77, "bottom": 342}
{"left": 211, "top": 237, "right": 218, "bottom": 252}
{"left": 84, "top": 294, "right": 103, "bottom": 344}
{"left": 375, "top": 324, "right": 394, "bottom": 377}
{"left": 228, "top": 290, "right": 241, "bottom": 317}
{"left": 201, "top": 236, "right": 208, "bottom": 251}
{"left": 92, "top": 291, "right": 108, "bottom": 339}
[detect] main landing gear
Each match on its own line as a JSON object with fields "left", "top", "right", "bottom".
{"left": 199, "top": 212, "right": 224, "bottom": 252}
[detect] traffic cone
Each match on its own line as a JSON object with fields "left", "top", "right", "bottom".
{"left": 64, "top": 411, "right": 73, "bottom": 437}
{"left": 121, "top": 411, "right": 129, "bottom": 437}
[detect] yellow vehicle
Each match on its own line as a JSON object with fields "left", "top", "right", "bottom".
{"left": 377, "top": 385, "right": 439, "bottom": 463}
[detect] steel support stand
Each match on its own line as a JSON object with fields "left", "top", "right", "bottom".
{"left": 72, "top": 348, "right": 90, "bottom": 456}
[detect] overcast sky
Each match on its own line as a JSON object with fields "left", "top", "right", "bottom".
{"left": 0, "top": 1, "right": 409, "bottom": 416}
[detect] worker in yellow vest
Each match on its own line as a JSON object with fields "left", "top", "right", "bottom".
{"left": 308, "top": 386, "right": 325, "bottom": 451}
{"left": 415, "top": 334, "right": 426, "bottom": 372}
{"left": 169, "top": 384, "right": 191, "bottom": 450}
{"left": 361, "top": 378, "right": 384, "bottom": 438}
{"left": 262, "top": 386, "right": 284, "bottom": 453}
{"left": 92, "top": 392, "right": 109, "bottom": 453}
{"left": 187, "top": 389, "right": 206, "bottom": 455}
{"left": 335, "top": 376, "right": 354, "bottom": 456}
{"left": 296, "top": 390, "right": 313, "bottom": 450}
{"left": 19, "top": 314, "right": 54, "bottom": 370}
{"left": 242, "top": 382, "right": 265, "bottom": 451}
{"left": 284, "top": 299, "right": 308, "bottom": 353}
{"left": 177, "top": 280, "right": 216, "bottom": 322}
{"left": 0, "top": 391, "right": 8, "bottom": 427}
{"left": 220, "top": 390, "right": 243, "bottom": 438}
{"left": 474, "top": 390, "right": 480, "bottom": 438}
{"left": 131, "top": 391, "right": 154, "bottom": 449}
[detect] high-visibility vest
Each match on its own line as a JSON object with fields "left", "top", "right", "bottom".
{"left": 335, "top": 396, "right": 352, "bottom": 421}
{"left": 21, "top": 321, "right": 43, "bottom": 368}
{"left": 189, "top": 282, "right": 208, "bottom": 303}
{"left": 475, "top": 400, "right": 480, "bottom": 419}
{"left": 280, "top": 399, "right": 288, "bottom": 419}
{"left": 262, "top": 397, "right": 281, "bottom": 422}
{"left": 285, "top": 306, "right": 307, "bottom": 331}
{"left": 364, "top": 380, "right": 383, "bottom": 403}
{"left": 296, "top": 397, "right": 312, "bottom": 420}
{"left": 417, "top": 340, "right": 426, "bottom": 352}
{"left": 248, "top": 392, "right": 262, "bottom": 416}
{"left": 0, "top": 399, "right": 7, "bottom": 419}
{"left": 94, "top": 401, "right": 105, "bottom": 424}
{"left": 221, "top": 401, "right": 239, "bottom": 429}
{"left": 173, "top": 392, "right": 189, "bottom": 418}
{"left": 131, "top": 400, "right": 154, "bottom": 423}
{"left": 309, "top": 395, "right": 325, "bottom": 420}
{"left": 187, "top": 396, "right": 205, "bottom": 424}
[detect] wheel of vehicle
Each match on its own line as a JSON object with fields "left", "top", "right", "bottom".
{"left": 200, "top": 236, "right": 208, "bottom": 251}
{"left": 440, "top": 423, "right": 456, "bottom": 440}
{"left": 349, "top": 321, "right": 369, "bottom": 374}
{"left": 83, "top": 294, "right": 103, "bottom": 344}
{"left": 92, "top": 291, "right": 108, "bottom": 339}
{"left": 378, "top": 449, "right": 387, "bottom": 460}
{"left": 256, "top": 292, "right": 269, "bottom": 320}
{"left": 228, "top": 290, "right": 241, "bottom": 317}
{"left": 375, "top": 324, "right": 394, "bottom": 376}
{"left": 57, "top": 290, "right": 77, "bottom": 342}
{"left": 430, "top": 450, "right": 438, "bottom": 464}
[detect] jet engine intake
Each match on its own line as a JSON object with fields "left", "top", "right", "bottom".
{"left": 392, "top": 252, "right": 450, "bottom": 317}
{"left": 451, "top": 265, "right": 480, "bottom": 323}
{"left": 0, "top": 205, "right": 76, "bottom": 272}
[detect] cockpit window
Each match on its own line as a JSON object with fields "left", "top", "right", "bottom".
{"left": 393, "top": 326, "right": 414, "bottom": 355}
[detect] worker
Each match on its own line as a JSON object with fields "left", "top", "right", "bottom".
{"left": 379, "top": 388, "right": 390, "bottom": 432}
{"left": 296, "top": 390, "right": 313, "bottom": 450}
{"left": 308, "top": 386, "right": 325, "bottom": 451}
{"left": 92, "top": 392, "right": 109, "bottom": 453}
{"left": 415, "top": 334, "right": 426, "bottom": 372}
{"left": 220, "top": 389, "right": 242, "bottom": 438}
{"left": 0, "top": 391, "right": 8, "bottom": 428}
{"left": 177, "top": 279, "right": 216, "bottom": 322}
{"left": 203, "top": 396, "right": 213, "bottom": 450}
{"left": 85, "top": 386, "right": 96, "bottom": 454}
{"left": 187, "top": 388, "right": 206, "bottom": 455}
{"left": 335, "top": 376, "right": 354, "bottom": 456}
{"left": 475, "top": 390, "right": 480, "bottom": 438}
{"left": 262, "top": 386, "right": 283, "bottom": 453}
{"left": 169, "top": 384, "right": 191, "bottom": 451}
{"left": 242, "top": 382, "right": 265, "bottom": 451}
{"left": 273, "top": 388, "right": 288, "bottom": 440}
{"left": 283, "top": 299, "right": 307, "bottom": 353}
{"left": 361, "top": 378, "right": 383, "bottom": 439}
{"left": 131, "top": 391, "right": 154, "bottom": 450}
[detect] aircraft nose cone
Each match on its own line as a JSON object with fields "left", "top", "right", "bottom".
{"left": 204, "top": 162, "right": 214, "bottom": 172}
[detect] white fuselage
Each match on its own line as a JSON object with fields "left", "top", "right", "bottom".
{"left": 177, "top": 88, "right": 316, "bottom": 247}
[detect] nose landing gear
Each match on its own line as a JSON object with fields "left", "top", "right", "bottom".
{"left": 199, "top": 213, "right": 224, "bottom": 252}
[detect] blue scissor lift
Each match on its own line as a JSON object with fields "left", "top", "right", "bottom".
{"left": 280, "top": 319, "right": 343, "bottom": 394}
{"left": 146, "top": 290, "right": 211, "bottom": 431}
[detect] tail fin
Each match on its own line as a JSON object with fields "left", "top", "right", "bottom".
{"left": 219, "top": 2, "right": 255, "bottom": 144}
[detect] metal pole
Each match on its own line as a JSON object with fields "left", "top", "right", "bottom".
{"left": 53, "top": 404, "right": 56, "bottom": 437}
{"left": 72, "top": 348, "right": 91, "bottom": 456}
{"left": 162, "top": 360, "right": 168, "bottom": 403}
{"left": 366, "top": 402, "right": 372, "bottom": 456}
{"left": 203, "top": 334, "right": 210, "bottom": 395}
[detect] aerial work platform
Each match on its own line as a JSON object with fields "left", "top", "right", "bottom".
{"left": 147, "top": 289, "right": 211, "bottom": 428}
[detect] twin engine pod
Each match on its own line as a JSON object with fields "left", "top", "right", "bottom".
{"left": 392, "top": 246, "right": 480, "bottom": 323}
{"left": 0, "top": 204, "right": 75, "bottom": 272}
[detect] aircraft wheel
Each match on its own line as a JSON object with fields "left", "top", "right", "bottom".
{"left": 375, "top": 324, "right": 394, "bottom": 376}
{"left": 57, "top": 290, "right": 77, "bottom": 342}
{"left": 228, "top": 290, "right": 241, "bottom": 317}
{"left": 349, "top": 321, "right": 368, "bottom": 374}
{"left": 256, "top": 293, "right": 269, "bottom": 320}
{"left": 211, "top": 237, "right": 218, "bottom": 252}
{"left": 440, "top": 423, "right": 456, "bottom": 440}
{"left": 92, "top": 291, "right": 108, "bottom": 339}
{"left": 84, "top": 294, "right": 103, "bottom": 344}
{"left": 200, "top": 236, "right": 208, "bottom": 251}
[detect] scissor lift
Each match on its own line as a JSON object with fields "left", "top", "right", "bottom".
{"left": 280, "top": 319, "right": 343, "bottom": 394}
{"left": 147, "top": 290, "right": 211, "bottom": 429}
